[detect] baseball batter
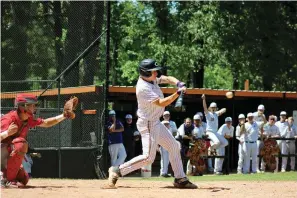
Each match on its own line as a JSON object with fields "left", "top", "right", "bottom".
{"left": 107, "top": 59, "right": 197, "bottom": 189}
{"left": 1, "top": 94, "right": 70, "bottom": 187}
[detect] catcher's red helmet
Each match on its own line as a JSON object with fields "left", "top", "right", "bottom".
{"left": 15, "top": 93, "right": 38, "bottom": 106}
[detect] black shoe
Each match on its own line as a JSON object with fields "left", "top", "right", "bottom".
{"left": 173, "top": 177, "right": 198, "bottom": 189}
{"left": 160, "top": 174, "right": 171, "bottom": 178}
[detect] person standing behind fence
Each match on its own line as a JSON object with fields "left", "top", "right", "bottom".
{"left": 261, "top": 115, "right": 281, "bottom": 173}
{"left": 236, "top": 114, "right": 246, "bottom": 174}
{"left": 163, "top": 111, "right": 178, "bottom": 137}
{"left": 275, "top": 111, "right": 289, "bottom": 172}
{"left": 242, "top": 113, "right": 258, "bottom": 174}
{"left": 176, "top": 118, "right": 194, "bottom": 160}
{"left": 281, "top": 117, "right": 297, "bottom": 172}
{"left": 107, "top": 110, "right": 127, "bottom": 167}
{"left": 159, "top": 120, "right": 172, "bottom": 177}
{"left": 1, "top": 94, "right": 72, "bottom": 188}
{"left": 123, "top": 114, "right": 136, "bottom": 162}
{"left": 215, "top": 117, "right": 233, "bottom": 175}
{"left": 253, "top": 104, "right": 267, "bottom": 173}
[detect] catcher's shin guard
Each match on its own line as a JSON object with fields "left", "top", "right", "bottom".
{"left": 6, "top": 137, "right": 28, "bottom": 182}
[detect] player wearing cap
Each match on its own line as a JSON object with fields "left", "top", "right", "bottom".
{"left": 107, "top": 110, "right": 127, "bottom": 167}
{"left": 214, "top": 117, "right": 234, "bottom": 175}
{"left": 107, "top": 59, "right": 197, "bottom": 189}
{"left": 201, "top": 94, "right": 227, "bottom": 172}
{"left": 280, "top": 117, "right": 297, "bottom": 172}
{"left": 236, "top": 114, "right": 246, "bottom": 174}
{"left": 186, "top": 114, "right": 206, "bottom": 176}
{"left": 123, "top": 114, "right": 136, "bottom": 161}
{"left": 159, "top": 120, "right": 172, "bottom": 177}
{"left": 1, "top": 94, "right": 70, "bottom": 187}
{"left": 162, "top": 111, "right": 178, "bottom": 136}
{"left": 253, "top": 104, "right": 267, "bottom": 173}
{"left": 197, "top": 112, "right": 207, "bottom": 132}
{"left": 241, "top": 113, "right": 259, "bottom": 174}
{"left": 275, "top": 111, "right": 289, "bottom": 172}
{"left": 260, "top": 115, "right": 281, "bottom": 172}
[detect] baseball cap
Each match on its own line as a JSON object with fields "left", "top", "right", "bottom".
{"left": 139, "top": 59, "right": 162, "bottom": 71}
{"left": 280, "top": 111, "right": 287, "bottom": 116}
{"left": 197, "top": 112, "right": 203, "bottom": 117}
{"left": 247, "top": 113, "right": 254, "bottom": 118}
{"left": 162, "top": 120, "right": 170, "bottom": 125}
{"left": 163, "top": 111, "right": 170, "bottom": 116}
{"left": 109, "top": 110, "right": 116, "bottom": 115}
{"left": 193, "top": 114, "right": 201, "bottom": 120}
{"left": 225, "top": 117, "right": 232, "bottom": 122}
{"left": 125, "top": 114, "right": 132, "bottom": 119}
{"left": 134, "top": 131, "right": 140, "bottom": 136}
{"left": 238, "top": 114, "right": 245, "bottom": 119}
{"left": 258, "top": 104, "right": 265, "bottom": 110}
{"left": 210, "top": 102, "right": 217, "bottom": 108}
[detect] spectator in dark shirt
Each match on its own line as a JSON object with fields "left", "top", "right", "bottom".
{"left": 123, "top": 114, "right": 136, "bottom": 161}
{"left": 107, "top": 110, "right": 127, "bottom": 166}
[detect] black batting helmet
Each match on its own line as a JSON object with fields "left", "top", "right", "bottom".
{"left": 138, "top": 59, "right": 162, "bottom": 77}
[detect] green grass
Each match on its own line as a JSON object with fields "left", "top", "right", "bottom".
{"left": 124, "top": 172, "right": 297, "bottom": 182}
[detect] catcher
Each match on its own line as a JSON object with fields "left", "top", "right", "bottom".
{"left": 186, "top": 114, "right": 208, "bottom": 176}
{"left": 1, "top": 93, "right": 78, "bottom": 188}
{"left": 259, "top": 115, "right": 280, "bottom": 172}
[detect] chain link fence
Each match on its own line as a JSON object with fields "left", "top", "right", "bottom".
{"left": 1, "top": 1, "right": 109, "bottom": 178}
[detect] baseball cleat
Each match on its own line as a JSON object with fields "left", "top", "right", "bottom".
{"left": 108, "top": 166, "right": 120, "bottom": 187}
{"left": 173, "top": 177, "right": 198, "bottom": 189}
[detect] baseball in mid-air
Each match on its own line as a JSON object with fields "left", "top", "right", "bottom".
{"left": 226, "top": 91, "right": 233, "bottom": 99}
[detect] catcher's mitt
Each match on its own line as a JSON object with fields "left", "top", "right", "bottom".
{"left": 63, "top": 96, "right": 78, "bottom": 119}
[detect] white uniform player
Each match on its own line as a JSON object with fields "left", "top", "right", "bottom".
{"left": 215, "top": 117, "right": 234, "bottom": 175}
{"left": 275, "top": 111, "right": 289, "bottom": 172}
{"left": 107, "top": 59, "right": 197, "bottom": 189}
{"left": 261, "top": 116, "right": 280, "bottom": 172}
{"left": 197, "top": 112, "right": 207, "bottom": 132}
{"left": 236, "top": 114, "right": 246, "bottom": 174}
{"left": 242, "top": 113, "right": 259, "bottom": 174}
{"left": 281, "top": 117, "right": 297, "bottom": 172}
{"left": 253, "top": 104, "right": 267, "bottom": 172}
{"left": 186, "top": 114, "right": 205, "bottom": 175}
{"left": 201, "top": 94, "right": 227, "bottom": 172}
{"left": 159, "top": 120, "right": 173, "bottom": 177}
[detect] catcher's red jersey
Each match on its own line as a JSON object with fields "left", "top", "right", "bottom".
{"left": 1, "top": 110, "right": 44, "bottom": 144}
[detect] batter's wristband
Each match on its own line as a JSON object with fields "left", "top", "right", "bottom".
{"left": 177, "top": 81, "right": 186, "bottom": 88}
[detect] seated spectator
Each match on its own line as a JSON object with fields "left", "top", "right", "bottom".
{"left": 163, "top": 111, "right": 178, "bottom": 136}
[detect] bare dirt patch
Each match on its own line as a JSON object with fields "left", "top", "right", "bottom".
{"left": 2, "top": 179, "right": 297, "bottom": 198}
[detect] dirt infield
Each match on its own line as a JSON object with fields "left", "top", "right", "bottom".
{"left": 2, "top": 178, "right": 297, "bottom": 198}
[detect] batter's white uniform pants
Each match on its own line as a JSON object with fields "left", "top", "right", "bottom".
{"left": 108, "top": 143, "right": 127, "bottom": 167}
{"left": 160, "top": 146, "right": 170, "bottom": 175}
{"left": 237, "top": 143, "right": 244, "bottom": 173}
{"left": 281, "top": 141, "right": 296, "bottom": 171}
{"left": 119, "top": 120, "right": 185, "bottom": 179}
{"left": 243, "top": 141, "right": 257, "bottom": 173}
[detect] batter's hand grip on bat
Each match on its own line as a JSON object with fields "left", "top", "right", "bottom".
{"left": 175, "top": 92, "right": 184, "bottom": 111}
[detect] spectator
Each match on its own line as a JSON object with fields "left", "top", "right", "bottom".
{"left": 22, "top": 147, "right": 42, "bottom": 178}
{"left": 281, "top": 117, "right": 297, "bottom": 172}
{"left": 107, "top": 110, "right": 127, "bottom": 166}
{"left": 215, "top": 117, "right": 234, "bottom": 175}
{"left": 253, "top": 104, "right": 267, "bottom": 172}
{"left": 163, "top": 111, "right": 178, "bottom": 137}
{"left": 275, "top": 111, "right": 289, "bottom": 171}
{"left": 123, "top": 114, "right": 136, "bottom": 161}
{"left": 236, "top": 114, "right": 246, "bottom": 174}
{"left": 260, "top": 115, "right": 280, "bottom": 173}
{"left": 160, "top": 120, "right": 173, "bottom": 177}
